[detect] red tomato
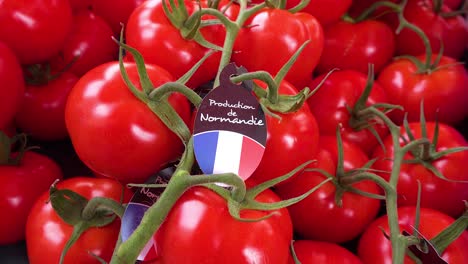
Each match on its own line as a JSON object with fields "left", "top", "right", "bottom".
{"left": 289, "top": 240, "right": 363, "bottom": 264}
{"left": 316, "top": 19, "right": 396, "bottom": 75}
{"left": 126, "top": 0, "right": 228, "bottom": 89}
{"left": 155, "top": 186, "right": 293, "bottom": 264}
{"left": 386, "top": 0, "right": 467, "bottom": 59}
{"left": 0, "top": 0, "right": 72, "bottom": 64}
{"left": 307, "top": 70, "right": 389, "bottom": 155}
{"left": 372, "top": 122, "right": 468, "bottom": 217}
{"left": 249, "top": 80, "right": 320, "bottom": 185}
{"left": 91, "top": 0, "right": 147, "bottom": 36}
{"left": 276, "top": 136, "right": 381, "bottom": 243}
{"left": 0, "top": 42, "right": 24, "bottom": 130}
{"left": 65, "top": 62, "right": 191, "bottom": 184}
{"left": 50, "top": 10, "right": 118, "bottom": 77}
{"left": 233, "top": 8, "right": 324, "bottom": 89}
{"left": 0, "top": 151, "right": 62, "bottom": 245}
{"left": 285, "top": 0, "right": 352, "bottom": 27}
{"left": 358, "top": 206, "right": 468, "bottom": 264}
{"left": 377, "top": 55, "right": 468, "bottom": 125}
{"left": 69, "top": 0, "right": 92, "bottom": 12}
{"left": 26, "top": 177, "right": 133, "bottom": 264}
{"left": 15, "top": 72, "right": 79, "bottom": 141}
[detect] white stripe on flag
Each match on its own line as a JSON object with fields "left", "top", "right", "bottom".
{"left": 213, "top": 131, "right": 243, "bottom": 175}
{"left": 138, "top": 237, "right": 156, "bottom": 260}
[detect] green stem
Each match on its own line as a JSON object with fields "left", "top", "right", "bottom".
{"left": 81, "top": 197, "right": 126, "bottom": 220}
{"left": 231, "top": 71, "right": 279, "bottom": 104}
{"left": 433, "top": 0, "right": 443, "bottom": 14}
{"left": 430, "top": 202, "right": 468, "bottom": 253}
{"left": 149, "top": 82, "right": 203, "bottom": 107}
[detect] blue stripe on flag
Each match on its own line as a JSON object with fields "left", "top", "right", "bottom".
{"left": 194, "top": 131, "right": 219, "bottom": 174}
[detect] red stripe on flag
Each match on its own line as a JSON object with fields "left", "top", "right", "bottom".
{"left": 238, "top": 136, "right": 265, "bottom": 180}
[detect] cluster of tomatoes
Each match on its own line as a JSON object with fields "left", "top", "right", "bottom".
{"left": 0, "top": 0, "right": 467, "bottom": 263}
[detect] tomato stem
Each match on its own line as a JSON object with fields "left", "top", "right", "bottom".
{"left": 430, "top": 202, "right": 468, "bottom": 253}
{"left": 81, "top": 197, "right": 126, "bottom": 220}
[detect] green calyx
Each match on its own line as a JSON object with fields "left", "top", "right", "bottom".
{"left": 401, "top": 102, "right": 468, "bottom": 183}
{"left": 0, "top": 132, "right": 32, "bottom": 166}
{"left": 49, "top": 183, "right": 126, "bottom": 264}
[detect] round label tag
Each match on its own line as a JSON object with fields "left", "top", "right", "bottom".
{"left": 120, "top": 168, "right": 172, "bottom": 262}
{"left": 193, "top": 63, "right": 267, "bottom": 181}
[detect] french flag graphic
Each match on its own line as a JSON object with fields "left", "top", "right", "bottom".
{"left": 193, "top": 130, "right": 265, "bottom": 180}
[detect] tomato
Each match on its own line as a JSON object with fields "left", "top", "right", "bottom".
{"left": 69, "top": 0, "right": 92, "bottom": 12}
{"left": 316, "top": 19, "right": 396, "bottom": 75}
{"left": 289, "top": 240, "right": 363, "bottom": 264}
{"left": 126, "top": 0, "right": 229, "bottom": 89}
{"left": 26, "top": 177, "right": 133, "bottom": 264}
{"left": 233, "top": 8, "right": 323, "bottom": 89}
{"left": 385, "top": 0, "right": 467, "bottom": 59}
{"left": 0, "top": 151, "right": 62, "bottom": 245}
{"left": 358, "top": 206, "right": 468, "bottom": 264}
{"left": 65, "top": 62, "right": 191, "bottom": 184}
{"left": 15, "top": 72, "right": 79, "bottom": 141}
{"left": 249, "top": 80, "right": 320, "bottom": 185}
{"left": 0, "top": 41, "right": 24, "bottom": 130}
{"left": 377, "top": 55, "right": 468, "bottom": 125}
{"left": 285, "top": 0, "right": 352, "bottom": 27}
{"left": 50, "top": 10, "right": 118, "bottom": 77}
{"left": 0, "top": 0, "right": 72, "bottom": 64}
{"left": 91, "top": 0, "right": 147, "bottom": 36}
{"left": 307, "top": 70, "right": 389, "bottom": 155}
{"left": 276, "top": 136, "right": 381, "bottom": 243}
{"left": 372, "top": 122, "right": 468, "bottom": 218}
{"left": 155, "top": 186, "right": 293, "bottom": 264}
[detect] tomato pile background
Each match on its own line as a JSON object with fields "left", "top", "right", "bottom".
{"left": 0, "top": 0, "right": 467, "bottom": 263}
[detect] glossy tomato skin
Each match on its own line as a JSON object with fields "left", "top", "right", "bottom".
{"left": 15, "top": 72, "right": 79, "bottom": 141}
{"left": 289, "top": 240, "right": 363, "bottom": 264}
{"left": 26, "top": 177, "right": 133, "bottom": 264}
{"left": 384, "top": 0, "right": 466, "bottom": 59}
{"left": 358, "top": 207, "right": 468, "bottom": 264}
{"left": 0, "top": 0, "right": 72, "bottom": 64}
{"left": 316, "top": 20, "right": 396, "bottom": 75}
{"left": 91, "top": 0, "right": 147, "bottom": 36}
{"left": 307, "top": 70, "right": 389, "bottom": 155}
{"left": 372, "top": 122, "right": 468, "bottom": 217}
{"left": 233, "top": 8, "right": 324, "bottom": 89}
{"left": 377, "top": 55, "right": 468, "bottom": 125}
{"left": 126, "top": 0, "right": 227, "bottom": 89}
{"left": 0, "top": 42, "right": 25, "bottom": 130}
{"left": 0, "top": 151, "right": 63, "bottom": 245}
{"left": 155, "top": 186, "right": 293, "bottom": 264}
{"left": 250, "top": 81, "right": 320, "bottom": 185}
{"left": 50, "top": 10, "right": 118, "bottom": 77}
{"left": 65, "top": 62, "right": 191, "bottom": 184}
{"left": 276, "top": 136, "right": 381, "bottom": 243}
{"left": 285, "top": 0, "right": 352, "bottom": 26}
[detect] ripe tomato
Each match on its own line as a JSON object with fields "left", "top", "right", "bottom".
{"left": 65, "top": 62, "right": 191, "bottom": 184}
{"left": 249, "top": 80, "right": 319, "bottom": 185}
{"left": 0, "top": 42, "right": 24, "bottom": 130}
{"left": 233, "top": 8, "right": 324, "bottom": 89}
{"left": 276, "top": 136, "right": 381, "bottom": 243}
{"left": 377, "top": 55, "right": 468, "bottom": 125}
{"left": 372, "top": 122, "right": 468, "bottom": 217}
{"left": 155, "top": 186, "right": 293, "bottom": 264}
{"left": 26, "top": 177, "right": 133, "bottom": 264}
{"left": 316, "top": 19, "right": 396, "bottom": 75}
{"left": 358, "top": 206, "right": 468, "bottom": 264}
{"left": 307, "top": 70, "right": 389, "bottom": 155}
{"left": 50, "top": 10, "right": 118, "bottom": 77}
{"left": 0, "top": 151, "right": 63, "bottom": 245}
{"left": 15, "top": 72, "right": 79, "bottom": 141}
{"left": 126, "top": 0, "right": 227, "bottom": 89}
{"left": 285, "top": 0, "right": 352, "bottom": 27}
{"left": 0, "top": 0, "right": 72, "bottom": 64}
{"left": 289, "top": 240, "right": 363, "bottom": 264}
{"left": 385, "top": 0, "right": 466, "bottom": 59}
{"left": 91, "top": 0, "right": 147, "bottom": 36}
